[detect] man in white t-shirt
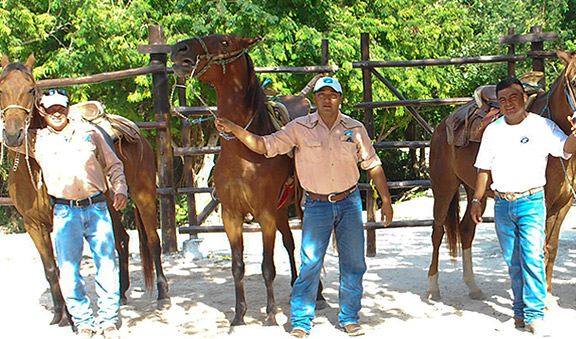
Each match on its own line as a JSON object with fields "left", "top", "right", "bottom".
{"left": 470, "top": 77, "right": 576, "bottom": 334}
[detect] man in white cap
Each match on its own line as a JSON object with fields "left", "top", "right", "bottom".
{"left": 215, "top": 76, "right": 393, "bottom": 337}
{"left": 12, "top": 89, "right": 127, "bottom": 338}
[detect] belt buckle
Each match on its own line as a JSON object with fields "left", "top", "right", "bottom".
{"left": 505, "top": 192, "right": 516, "bottom": 201}
{"left": 328, "top": 193, "right": 337, "bottom": 203}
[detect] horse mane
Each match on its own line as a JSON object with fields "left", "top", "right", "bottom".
{"left": 244, "top": 54, "right": 276, "bottom": 136}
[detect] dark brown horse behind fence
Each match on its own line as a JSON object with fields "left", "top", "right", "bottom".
{"left": 171, "top": 34, "right": 325, "bottom": 326}
{"left": 0, "top": 54, "right": 170, "bottom": 326}
{"left": 427, "top": 50, "right": 576, "bottom": 302}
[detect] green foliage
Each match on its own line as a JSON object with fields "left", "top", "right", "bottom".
{"left": 1, "top": 0, "right": 575, "bottom": 231}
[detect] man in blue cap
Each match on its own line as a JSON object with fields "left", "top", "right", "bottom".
{"left": 215, "top": 76, "right": 393, "bottom": 337}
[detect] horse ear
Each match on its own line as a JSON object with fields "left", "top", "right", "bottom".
{"left": 556, "top": 50, "right": 573, "bottom": 66}
{"left": 240, "top": 36, "right": 262, "bottom": 50}
{"left": 24, "top": 53, "right": 35, "bottom": 70}
{"left": 1, "top": 53, "right": 10, "bottom": 68}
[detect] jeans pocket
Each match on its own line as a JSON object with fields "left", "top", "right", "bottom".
{"left": 53, "top": 204, "right": 70, "bottom": 218}
{"left": 93, "top": 201, "right": 108, "bottom": 211}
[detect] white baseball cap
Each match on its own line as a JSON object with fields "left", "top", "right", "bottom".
{"left": 40, "top": 89, "right": 69, "bottom": 109}
{"left": 314, "top": 77, "right": 342, "bottom": 94}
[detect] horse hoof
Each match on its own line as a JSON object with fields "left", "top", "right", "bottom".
{"left": 427, "top": 289, "right": 441, "bottom": 301}
{"left": 120, "top": 298, "right": 128, "bottom": 306}
{"left": 157, "top": 297, "right": 171, "bottom": 309}
{"left": 469, "top": 290, "right": 486, "bottom": 300}
{"left": 264, "top": 315, "right": 278, "bottom": 326}
{"left": 316, "top": 299, "right": 329, "bottom": 310}
{"left": 230, "top": 318, "right": 246, "bottom": 327}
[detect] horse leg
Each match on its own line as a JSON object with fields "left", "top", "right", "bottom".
{"left": 259, "top": 212, "right": 280, "bottom": 326}
{"left": 544, "top": 202, "right": 571, "bottom": 300}
{"left": 460, "top": 186, "right": 486, "bottom": 300}
{"left": 108, "top": 205, "right": 130, "bottom": 305}
{"left": 223, "top": 209, "right": 247, "bottom": 326}
{"left": 25, "top": 220, "right": 70, "bottom": 326}
{"left": 428, "top": 178, "right": 461, "bottom": 301}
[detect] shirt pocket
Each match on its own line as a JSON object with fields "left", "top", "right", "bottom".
{"left": 300, "top": 138, "right": 323, "bottom": 163}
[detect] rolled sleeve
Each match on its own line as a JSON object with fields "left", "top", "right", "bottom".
{"left": 262, "top": 124, "right": 297, "bottom": 158}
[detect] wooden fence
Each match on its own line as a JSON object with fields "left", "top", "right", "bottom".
{"left": 1, "top": 24, "right": 560, "bottom": 255}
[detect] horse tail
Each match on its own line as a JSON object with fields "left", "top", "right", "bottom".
{"left": 445, "top": 191, "right": 461, "bottom": 259}
{"left": 135, "top": 207, "right": 155, "bottom": 290}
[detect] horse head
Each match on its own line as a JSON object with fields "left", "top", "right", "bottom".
{"left": 0, "top": 53, "right": 41, "bottom": 147}
{"left": 543, "top": 50, "right": 576, "bottom": 133}
{"left": 171, "top": 34, "right": 260, "bottom": 80}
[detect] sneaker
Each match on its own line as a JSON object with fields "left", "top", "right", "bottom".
{"left": 77, "top": 328, "right": 96, "bottom": 339}
{"left": 102, "top": 326, "right": 120, "bottom": 339}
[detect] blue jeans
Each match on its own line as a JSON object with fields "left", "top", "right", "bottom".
{"left": 291, "top": 189, "right": 366, "bottom": 332}
{"left": 494, "top": 190, "right": 546, "bottom": 325}
{"left": 53, "top": 200, "right": 119, "bottom": 331}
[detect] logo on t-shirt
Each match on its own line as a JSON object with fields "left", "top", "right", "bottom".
{"left": 520, "top": 136, "right": 530, "bottom": 144}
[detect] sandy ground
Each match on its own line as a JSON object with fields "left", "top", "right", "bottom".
{"left": 1, "top": 192, "right": 576, "bottom": 338}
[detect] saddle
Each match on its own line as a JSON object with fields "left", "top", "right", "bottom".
{"left": 264, "top": 94, "right": 310, "bottom": 210}
{"left": 446, "top": 72, "right": 545, "bottom": 147}
{"left": 68, "top": 101, "right": 141, "bottom": 143}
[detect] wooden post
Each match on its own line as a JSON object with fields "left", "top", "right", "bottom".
{"left": 530, "top": 25, "right": 545, "bottom": 89}
{"left": 177, "top": 76, "right": 199, "bottom": 235}
{"left": 507, "top": 27, "right": 516, "bottom": 77}
{"left": 361, "top": 33, "right": 377, "bottom": 257}
{"left": 321, "top": 39, "right": 329, "bottom": 68}
{"left": 149, "top": 25, "right": 177, "bottom": 253}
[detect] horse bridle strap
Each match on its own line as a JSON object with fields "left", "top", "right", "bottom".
{"left": 564, "top": 57, "right": 576, "bottom": 119}
{"left": 192, "top": 37, "right": 247, "bottom": 78}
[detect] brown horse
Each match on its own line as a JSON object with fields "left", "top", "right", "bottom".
{"left": 170, "top": 35, "right": 324, "bottom": 326}
{"left": 0, "top": 54, "right": 170, "bottom": 326}
{"left": 427, "top": 50, "right": 576, "bottom": 301}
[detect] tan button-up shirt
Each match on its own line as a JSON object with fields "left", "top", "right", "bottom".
{"left": 263, "top": 112, "right": 381, "bottom": 194}
{"left": 22, "top": 120, "right": 127, "bottom": 200}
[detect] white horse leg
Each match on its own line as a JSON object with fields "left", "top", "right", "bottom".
{"left": 427, "top": 272, "right": 441, "bottom": 301}
{"left": 462, "top": 248, "right": 486, "bottom": 300}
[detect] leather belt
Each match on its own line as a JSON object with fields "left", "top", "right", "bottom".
{"left": 494, "top": 186, "right": 544, "bottom": 202}
{"left": 52, "top": 193, "right": 106, "bottom": 207}
{"left": 306, "top": 185, "right": 357, "bottom": 203}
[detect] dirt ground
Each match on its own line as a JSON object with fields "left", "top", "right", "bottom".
{"left": 1, "top": 192, "right": 575, "bottom": 338}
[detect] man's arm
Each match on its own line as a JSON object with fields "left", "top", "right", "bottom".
{"left": 470, "top": 169, "right": 490, "bottom": 224}
{"left": 367, "top": 165, "right": 393, "bottom": 226}
{"left": 215, "top": 118, "right": 267, "bottom": 154}
{"left": 92, "top": 131, "right": 128, "bottom": 210}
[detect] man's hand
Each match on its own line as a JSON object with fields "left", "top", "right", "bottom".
{"left": 113, "top": 193, "right": 128, "bottom": 211}
{"left": 215, "top": 117, "right": 235, "bottom": 135}
{"left": 381, "top": 201, "right": 394, "bottom": 227}
{"left": 470, "top": 200, "right": 483, "bottom": 224}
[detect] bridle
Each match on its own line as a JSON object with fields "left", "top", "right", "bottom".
{"left": 190, "top": 36, "right": 247, "bottom": 79}
{"left": 172, "top": 36, "right": 255, "bottom": 140}
{"left": 0, "top": 72, "right": 43, "bottom": 190}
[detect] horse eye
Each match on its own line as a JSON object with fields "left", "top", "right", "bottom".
{"left": 222, "top": 41, "right": 229, "bottom": 48}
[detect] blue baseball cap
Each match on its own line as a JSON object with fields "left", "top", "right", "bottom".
{"left": 314, "top": 77, "right": 342, "bottom": 94}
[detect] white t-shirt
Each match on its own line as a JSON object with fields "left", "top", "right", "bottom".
{"left": 474, "top": 113, "right": 570, "bottom": 192}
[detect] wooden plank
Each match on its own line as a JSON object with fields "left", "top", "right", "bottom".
{"left": 353, "top": 54, "right": 525, "bottom": 68}
{"left": 149, "top": 25, "right": 178, "bottom": 254}
{"left": 174, "top": 146, "right": 221, "bottom": 156}
{"left": 0, "top": 197, "right": 14, "bottom": 206}
{"left": 255, "top": 65, "right": 338, "bottom": 73}
{"left": 135, "top": 121, "right": 167, "bottom": 130}
{"left": 178, "top": 217, "right": 495, "bottom": 233}
{"left": 172, "top": 106, "right": 218, "bottom": 116}
{"left": 499, "top": 31, "right": 558, "bottom": 45}
{"left": 36, "top": 65, "right": 165, "bottom": 88}
{"left": 138, "top": 44, "right": 172, "bottom": 54}
{"left": 373, "top": 141, "right": 430, "bottom": 150}
{"left": 354, "top": 97, "right": 472, "bottom": 109}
